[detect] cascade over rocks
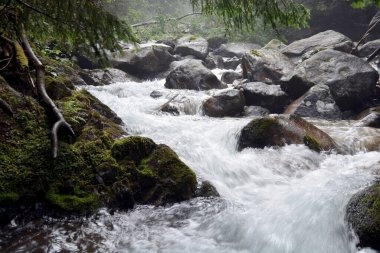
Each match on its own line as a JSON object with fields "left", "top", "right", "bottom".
{"left": 238, "top": 115, "right": 337, "bottom": 152}
{"left": 175, "top": 35, "right": 209, "bottom": 60}
{"left": 280, "top": 49, "right": 379, "bottom": 112}
{"left": 239, "top": 82, "right": 290, "bottom": 113}
{"left": 203, "top": 89, "right": 245, "bottom": 117}
{"left": 281, "top": 30, "right": 354, "bottom": 62}
{"left": 285, "top": 84, "right": 342, "bottom": 120}
{"left": 346, "top": 182, "right": 380, "bottom": 251}
{"left": 242, "top": 48, "right": 295, "bottom": 84}
{"left": 79, "top": 68, "right": 137, "bottom": 86}
{"left": 213, "top": 43, "right": 261, "bottom": 58}
{"left": 165, "top": 60, "right": 223, "bottom": 90}
{"left": 111, "top": 44, "right": 175, "bottom": 79}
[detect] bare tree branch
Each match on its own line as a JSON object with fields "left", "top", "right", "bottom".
{"left": 132, "top": 12, "right": 202, "bottom": 28}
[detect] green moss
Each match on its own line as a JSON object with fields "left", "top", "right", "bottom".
{"left": 189, "top": 35, "right": 198, "bottom": 41}
{"left": 360, "top": 184, "right": 380, "bottom": 225}
{"left": 250, "top": 49, "right": 261, "bottom": 57}
{"left": 111, "top": 136, "right": 157, "bottom": 163}
{"left": 14, "top": 42, "right": 28, "bottom": 70}
{"left": 46, "top": 190, "right": 100, "bottom": 213}
{"left": 303, "top": 135, "right": 322, "bottom": 152}
{"left": 250, "top": 118, "right": 277, "bottom": 137}
{"left": 0, "top": 192, "right": 20, "bottom": 205}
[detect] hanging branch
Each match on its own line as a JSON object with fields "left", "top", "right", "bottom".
{"left": 19, "top": 28, "right": 75, "bottom": 158}
{"left": 351, "top": 10, "right": 380, "bottom": 54}
{"left": 132, "top": 12, "right": 202, "bottom": 28}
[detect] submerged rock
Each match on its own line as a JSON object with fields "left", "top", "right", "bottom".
{"left": 346, "top": 182, "right": 380, "bottom": 251}
{"left": 196, "top": 181, "right": 220, "bottom": 197}
{"left": 238, "top": 115, "right": 337, "bottom": 152}
{"left": 165, "top": 60, "right": 223, "bottom": 90}
{"left": 203, "top": 89, "right": 245, "bottom": 117}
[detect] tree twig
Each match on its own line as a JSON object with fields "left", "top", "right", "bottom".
{"left": 0, "top": 0, "right": 12, "bottom": 17}
{"left": 132, "top": 12, "right": 202, "bottom": 28}
{"left": 20, "top": 28, "right": 75, "bottom": 158}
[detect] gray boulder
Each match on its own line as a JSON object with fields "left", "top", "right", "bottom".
{"left": 238, "top": 115, "right": 337, "bottom": 152}
{"left": 213, "top": 43, "right": 261, "bottom": 58}
{"left": 221, "top": 71, "right": 243, "bottom": 84}
{"left": 244, "top": 106, "right": 270, "bottom": 117}
{"left": 284, "top": 84, "right": 342, "bottom": 120}
{"left": 263, "top": 39, "right": 287, "bottom": 51}
{"left": 280, "top": 49, "right": 379, "bottom": 111}
{"left": 223, "top": 57, "right": 241, "bottom": 70}
{"left": 112, "top": 44, "right": 175, "bottom": 79}
{"left": 203, "top": 89, "right": 245, "bottom": 117}
{"left": 242, "top": 49, "right": 295, "bottom": 84}
{"left": 240, "top": 82, "right": 290, "bottom": 113}
{"left": 79, "top": 68, "right": 136, "bottom": 86}
{"left": 281, "top": 30, "right": 354, "bottom": 62}
{"left": 346, "top": 182, "right": 380, "bottom": 251}
{"left": 165, "top": 60, "right": 223, "bottom": 90}
{"left": 207, "top": 37, "right": 228, "bottom": 51}
{"left": 358, "top": 39, "right": 380, "bottom": 58}
{"left": 175, "top": 35, "right": 209, "bottom": 59}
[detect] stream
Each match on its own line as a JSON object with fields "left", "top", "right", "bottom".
{"left": 2, "top": 74, "right": 380, "bottom": 253}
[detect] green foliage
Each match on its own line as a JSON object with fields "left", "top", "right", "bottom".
{"left": 352, "top": 0, "right": 380, "bottom": 8}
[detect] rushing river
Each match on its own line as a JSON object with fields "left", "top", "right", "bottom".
{"left": 2, "top": 76, "right": 380, "bottom": 253}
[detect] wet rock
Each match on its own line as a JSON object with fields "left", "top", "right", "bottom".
{"left": 79, "top": 68, "right": 135, "bottom": 86}
{"left": 346, "top": 182, "right": 380, "bottom": 251}
{"left": 240, "top": 82, "right": 290, "bottom": 113}
{"left": 221, "top": 71, "right": 243, "bottom": 84}
{"left": 150, "top": 90, "right": 163, "bottom": 98}
{"left": 223, "top": 57, "right": 241, "bottom": 70}
{"left": 175, "top": 35, "right": 209, "bottom": 59}
{"left": 242, "top": 49, "right": 295, "bottom": 84}
{"left": 238, "top": 115, "right": 337, "bottom": 152}
{"left": 196, "top": 181, "right": 220, "bottom": 197}
{"left": 203, "top": 89, "right": 245, "bottom": 117}
{"left": 204, "top": 55, "right": 217, "bottom": 69}
{"left": 244, "top": 106, "right": 270, "bottom": 117}
{"left": 112, "top": 178, "right": 135, "bottom": 209}
{"left": 213, "top": 43, "right": 261, "bottom": 58}
{"left": 165, "top": 60, "right": 223, "bottom": 90}
{"left": 161, "top": 103, "right": 180, "bottom": 116}
{"left": 281, "top": 30, "right": 354, "bottom": 62}
{"left": 284, "top": 84, "right": 342, "bottom": 120}
{"left": 45, "top": 76, "right": 73, "bottom": 100}
{"left": 263, "top": 39, "right": 287, "bottom": 51}
{"left": 356, "top": 112, "right": 380, "bottom": 128}
{"left": 358, "top": 39, "right": 380, "bottom": 58}
{"left": 207, "top": 37, "right": 228, "bottom": 51}
{"left": 156, "top": 39, "right": 176, "bottom": 50}
{"left": 280, "top": 49, "right": 379, "bottom": 111}
{"left": 112, "top": 44, "right": 175, "bottom": 79}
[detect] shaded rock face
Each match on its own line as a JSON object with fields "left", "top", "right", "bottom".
{"left": 112, "top": 44, "right": 175, "bottom": 79}
{"left": 280, "top": 49, "right": 379, "bottom": 111}
{"left": 203, "top": 89, "right": 245, "bottom": 117}
{"left": 237, "top": 115, "right": 337, "bottom": 152}
{"left": 281, "top": 30, "right": 354, "bottom": 62}
{"left": 242, "top": 49, "right": 295, "bottom": 84}
{"left": 346, "top": 182, "right": 380, "bottom": 251}
{"left": 285, "top": 84, "right": 342, "bottom": 120}
{"left": 221, "top": 71, "right": 242, "bottom": 84}
{"left": 213, "top": 43, "right": 261, "bottom": 58}
{"left": 165, "top": 60, "right": 223, "bottom": 90}
{"left": 175, "top": 35, "right": 209, "bottom": 60}
{"left": 207, "top": 37, "right": 228, "bottom": 51}
{"left": 79, "top": 68, "right": 135, "bottom": 86}
{"left": 358, "top": 40, "right": 380, "bottom": 58}
{"left": 240, "top": 82, "right": 290, "bottom": 113}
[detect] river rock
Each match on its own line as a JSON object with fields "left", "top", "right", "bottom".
{"left": 175, "top": 35, "right": 209, "bottom": 59}
{"left": 223, "top": 57, "right": 241, "bottom": 70}
{"left": 358, "top": 39, "right": 380, "bottom": 58}
{"left": 244, "top": 106, "right": 270, "bottom": 117}
{"left": 240, "top": 82, "right": 290, "bottom": 113}
{"left": 79, "top": 68, "right": 135, "bottom": 86}
{"left": 284, "top": 84, "right": 342, "bottom": 120}
{"left": 237, "top": 115, "right": 337, "bottom": 152}
{"left": 221, "top": 71, "right": 243, "bottom": 84}
{"left": 242, "top": 48, "right": 295, "bottom": 84}
{"left": 207, "top": 37, "right": 228, "bottom": 51}
{"left": 355, "top": 107, "right": 380, "bottom": 128}
{"left": 263, "top": 39, "right": 287, "bottom": 51}
{"left": 346, "top": 182, "right": 380, "bottom": 251}
{"left": 165, "top": 60, "right": 223, "bottom": 90}
{"left": 150, "top": 90, "right": 163, "bottom": 98}
{"left": 213, "top": 43, "right": 261, "bottom": 58}
{"left": 112, "top": 44, "right": 175, "bottom": 79}
{"left": 281, "top": 30, "right": 354, "bottom": 62}
{"left": 203, "top": 89, "right": 245, "bottom": 117}
{"left": 280, "top": 49, "right": 379, "bottom": 111}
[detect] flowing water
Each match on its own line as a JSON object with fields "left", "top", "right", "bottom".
{"left": 2, "top": 76, "right": 380, "bottom": 253}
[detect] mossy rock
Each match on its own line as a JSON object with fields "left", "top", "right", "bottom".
{"left": 346, "top": 182, "right": 380, "bottom": 251}
{"left": 111, "top": 136, "right": 157, "bottom": 164}
{"left": 46, "top": 189, "right": 100, "bottom": 213}
{"left": 45, "top": 76, "right": 73, "bottom": 100}
{"left": 196, "top": 181, "right": 220, "bottom": 198}
{"left": 238, "top": 115, "right": 337, "bottom": 152}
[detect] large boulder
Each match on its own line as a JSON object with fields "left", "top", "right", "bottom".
{"left": 284, "top": 84, "right": 342, "bottom": 120}
{"left": 112, "top": 44, "right": 175, "bottom": 79}
{"left": 280, "top": 49, "right": 379, "bottom": 111}
{"left": 203, "top": 89, "right": 245, "bottom": 117}
{"left": 213, "top": 43, "right": 261, "bottom": 58}
{"left": 79, "top": 68, "right": 136, "bottom": 86}
{"left": 263, "top": 39, "right": 287, "bottom": 51}
{"left": 175, "top": 35, "right": 209, "bottom": 59}
{"left": 346, "top": 182, "right": 380, "bottom": 251}
{"left": 165, "top": 60, "right": 223, "bottom": 90}
{"left": 358, "top": 39, "right": 380, "bottom": 58}
{"left": 237, "top": 115, "right": 337, "bottom": 152}
{"left": 281, "top": 30, "right": 354, "bottom": 62}
{"left": 240, "top": 82, "right": 290, "bottom": 113}
{"left": 242, "top": 49, "right": 295, "bottom": 84}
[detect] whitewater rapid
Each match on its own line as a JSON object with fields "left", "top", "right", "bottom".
{"left": 4, "top": 78, "right": 380, "bottom": 253}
